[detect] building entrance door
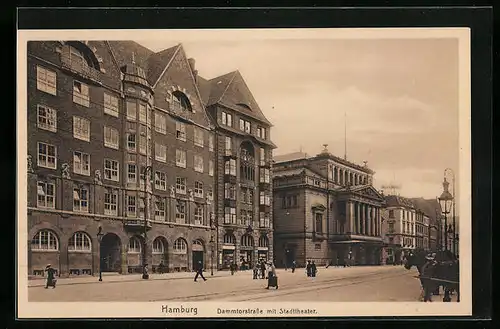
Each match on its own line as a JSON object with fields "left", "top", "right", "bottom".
{"left": 100, "top": 233, "right": 121, "bottom": 272}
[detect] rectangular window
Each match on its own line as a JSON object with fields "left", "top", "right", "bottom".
{"left": 104, "top": 159, "right": 119, "bottom": 182}
{"left": 257, "top": 127, "right": 266, "bottom": 139}
{"left": 36, "top": 65, "right": 57, "bottom": 95}
{"left": 104, "top": 93, "right": 119, "bottom": 117}
{"left": 127, "top": 101, "right": 137, "bottom": 121}
{"left": 389, "top": 210, "right": 395, "bottom": 218}
{"left": 239, "top": 119, "right": 245, "bottom": 131}
{"left": 239, "top": 119, "right": 251, "bottom": 133}
{"left": 315, "top": 213, "right": 323, "bottom": 233}
{"left": 225, "top": 136, "right": 232, "bottom": 155}
{"left": 155, "top": 143, "right": 167, "bottom": 162}
{"left": 194, "top": 155, "right": 204, "bottom": 173}
{"left": 37, "top": 104, "right": 57, "bottom": 132}
{"left": 222, "top": 112, "right": 232, "bottom": 127}
{"left": 139, "top": 103, "right": 147, "bottom": 123}
{"left": 224, "top": 207, "right": 237, "bottom": 224}
{"left": 127, "top": 164, "right": 136, "bottom": 184}
{"left": 73, "top": 185, "right": 89, "bottom": 213}
{"left": 194, "top": 205, "right": 203, "bottom": 226}
{"left": 176, "top": 200, "right": 186, "bottom": 224}
{"left": 224, "top": 159, "right": 236, "bottom": 176}
{"left": 260, "top": 148, "right": 266, "bottom": 165}
{"left": 259, "top": 212, "right": 270, "bottom": 228}
{"left": 176, "top": 149, "right": 187, "bottom": 168}
{"left": 176, "top": 177, "right": 186, "bottom": 194}
{"left": 37, "top": 142, "right": 57, "bottom": 169}
{"left": 245, "top": 121, "right": 250, "bottom": 133}
{"left": 155, "top": 171, "right": 166, "bottom": 190}
{"left": 194, "top": 181, "right": 204, "bottom": 198}
{"left": 73, "top": 151, "right": 90, "bottom": 176}
{"left": 260, "top": 191, "right": 271, "bottom": 206}
{"left": 209, "top": 160, "right": 214, "bottom": 177}
{"left": 104, "top": 188, "right": 118, "bottom": 216}
{"left": 37, "top": 181, "right": 55, "bottom": 208}
{"left": 207, "top": 188, "right": 214, "bottom": 201}
{"left": 155, "top": 112, "right": 167, "bottom": 134}
{"left": 139, "top": 135, "right": 146, "bottom": 155}
{"left": 104, "top": 126, "right": 119, "bottom": 149}
{"left": 259, "top": 168, "right": 270, "bottom": 183}
{"left": 138, "top": 195, "right": 145, "bottom": 219}
{"left": 73, "top": 116, "right": 90, "bottom": 142}
{"left": 155, "top": 197, "right": 166, "bottom": 221}
{"left": 176, "top": 121, "right": 186, "bottom": 141}
{"left": 127, "top": 195, "right": 136, "bottom": 217}
{"left": 208, "top": 134, "right": 214, "bottom": 152}
{"left": 194, "top": 127, "right": 204, "bottom": 147}
{"left": 73, "top": 80, "right": 90, "bottom": 107}
{"left": 224, "top": 183, "right": 236, "bottom": 200}
{"left": 127, "top": 133, "right": 136, "bottom": 152}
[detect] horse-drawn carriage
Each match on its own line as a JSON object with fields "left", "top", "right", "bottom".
{"left": 404, "top": 250, "right": 460, "bottom": 302}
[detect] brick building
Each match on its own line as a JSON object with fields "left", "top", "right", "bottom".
{"left": 26, "top": 40, "right": 272, "bottom": 278}
{"left": 199, "top": 71, "right": 276, "bottom": 270}
{"left": 272, "top": 146, "right": 385, "bottom": 268}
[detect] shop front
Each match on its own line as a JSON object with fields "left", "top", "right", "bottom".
{"left": 258, "top": 247, "right": 269, "bottom": 263}
{"left": 239, "top": 248, "right": 253, "bottom": 270}
{"left": 221, "top": 245, "right": 235, "bottom": 270}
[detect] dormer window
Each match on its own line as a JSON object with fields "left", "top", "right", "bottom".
{"left": 69, "top": 46, "right": 89, "bottom": 67}
{"left": 172, "top": 91, "right": 191, "bottom": 112}
{"left": 237, "top": 103, "right": 252, "bottom": 111}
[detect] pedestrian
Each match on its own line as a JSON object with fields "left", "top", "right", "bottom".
{"left": 44, "top": 264, "right": 56, "bottom": 289}
{"left": 230, "top": 262, "right": 236, "bottom": 275}
{"left": 306, "top": 260, "right": 312, "bottom": 277}
{"left": 336, "top": 256, "right": 339, "bottom": 267}
{"left": 260, "top": 260, "right": 266, "bottom": 279}
{"left": 194, "top": 261, "right": 207, "bottom": 282}
{"left": 266, "top": 262, "right": 277, "bottom": 289}
{"left": 311, "top": 261, "right": 317, "bottom": 278}
{"left": 158, "top": 261, "right": 165, "bottom": 274}
{"left": 291, "top": 260, "right": 296, "bottom": 273}
{"left": 252, "top": 262, "right": 259, "bottom": 279}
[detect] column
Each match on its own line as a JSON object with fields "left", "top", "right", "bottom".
{"left": 366, "top": 206, "right": 371, "bottom": 236}
{"left": 377, "top": 208, "right": 381, "bottom": 236}
{"left": 355, "top": 202, "right": 360, "bottom": 234}
{"left": 364, "top": 204, "right": 369, "bottom": 235}
{"left": 360, "top": 204, "right": 365, "bottom": 235}
{"left": 121, "top": 243, "right": 128, "bottom": 275}
{"left": 346, "top": 201, "right": 353, "bottom": 234}
{"left": 370, "top": 207, "right": 375, "bottom": 236}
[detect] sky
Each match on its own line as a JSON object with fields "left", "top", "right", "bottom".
{"left": 135, "top": 35, "right": 461, "bottom": 202}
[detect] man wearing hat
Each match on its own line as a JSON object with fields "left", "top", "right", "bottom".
{"left": 45, "top": 264, "right": 57, "bottom": 289}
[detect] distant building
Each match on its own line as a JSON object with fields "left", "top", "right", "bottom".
{"left": 410, "top": 198, "right": 443, "bottom": 252}
{"left": 380, "top": 195, "right": 417, "bottom": 264}
{"left": 272, "top": 146, "right": 385, "bottom": 267}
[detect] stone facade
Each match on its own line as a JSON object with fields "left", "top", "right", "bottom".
{"left": 273, "top": 147, "right": 385, "bottom": 268}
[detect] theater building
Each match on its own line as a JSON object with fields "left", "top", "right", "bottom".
{"left": 272, "top": 146, "right": 385, "bottom": 267}
{"left": 200, "top": 71, "right": 277, "bottom": 270}
{"left": 27, "top": 40, "right": 219, "bottom": 277}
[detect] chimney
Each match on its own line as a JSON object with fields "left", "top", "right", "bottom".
{"left": 188, "top": 58, "right": 197, "bottom": 82}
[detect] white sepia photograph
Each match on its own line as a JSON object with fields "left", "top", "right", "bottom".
{"left": 17, "top": 28, "right": 471, "bottom": 318}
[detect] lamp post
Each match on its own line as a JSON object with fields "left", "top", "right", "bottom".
{"left": 444, "top": 168, "right": 456, "bottom": 256}
{"left": 210, "top": 235, "right": 215, "bottom": 276}
{"left": 438, "top": 175, "right": 454, "bottom": 252}
{"left": 97, "top": 226, "right": 104, "bottom": 282}
{"left": 142, "top": 165, "right": 153, "bottom": 280}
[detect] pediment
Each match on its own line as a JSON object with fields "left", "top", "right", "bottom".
{"left": 355, "top": 186, "right": 385, "bottom": 201}
{"left": 311, "top": 203, "right": 326, "bottom": 212}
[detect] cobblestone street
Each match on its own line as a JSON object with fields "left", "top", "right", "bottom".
{"left": 28, "top": 265, "right": 458, "bottom": 302}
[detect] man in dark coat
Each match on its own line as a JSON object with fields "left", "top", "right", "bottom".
{"left": 194, "top": 261, "right": 207, "bottom": 282}
{"left": 260, "top": 260, "right": 266, "bottom": 279}
{"left": 45, "top": 264, "right": 56, "bottom": 289}
{"left": 306, "top": 260, "right": 312, "bottom": 277}
{"left": 311, "top": 261, "right": 317, "bottom": 277}
{"left": 291, "top": 260, "right": 296, "bottom": 273}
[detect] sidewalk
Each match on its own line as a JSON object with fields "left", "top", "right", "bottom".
{"left": 28, "top": 269, "right": 250, "bottom": 287}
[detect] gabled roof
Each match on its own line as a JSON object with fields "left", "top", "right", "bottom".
{"left": 146, "top": 44, "right": 181, "bottom": 87}
{"left": 384, "top": 195, "right": 415, "bottom": 208}
{"left": 196, "top": 76, "right": 212, "bottom": 105}
{"left": 206, "top": 70, "right": 272, "bottom": 126}
{"left": 338, "top": 184, "right": 386, "bottom": 202}
{"left": 106, "top": 40, "right": 153, "bottom": 68}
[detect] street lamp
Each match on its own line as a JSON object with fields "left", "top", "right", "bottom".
{"left": 444, "top": 168, "right": 457, "bottom": 256}
{"left": 438, "top": 176, "right": 454, "bottom": 252}
{"left": 142, "top": 165, "right": 153, "bottom": 280}
{"left": 97, "top": 226, "right": 104, "bottom": 282}
{"left": 210, "top": 235, "right": 215, "bottom": 276}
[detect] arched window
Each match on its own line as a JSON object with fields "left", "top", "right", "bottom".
{"left": 172, "top": 91, "right": 192, "bottom": 112}
{"left": 259, "top": 236, "right": 269, "bottom": 248}
{"left": 152, "top": 238, "right": 165, "bottom": 254}
{"left": 192, "top": 239, "right": 204, "bottom": 251}
{"left": 240, "top": 142, "right": 255, "bottom": 182}
{"left": 128, "top": 236, "right": 141, "bottom": 253}
{"left": 31, "top": 230, "right": 59, "bottom": 251}
{"left": 223, "top": 233, "right": 236, "bottom": 244}
{"left": 68, "top": 45, "right": 90, "bottom": 67}
{"left": 68, "top": 232, "right": 92, "bottom": 252}
{"left": 173, "top": 238, "right": 188, "bottom": 254}
{"left": 241, "top": 234, "right": 254, "bottom": 247}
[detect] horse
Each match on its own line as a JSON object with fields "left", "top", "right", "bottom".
{"left": 404, "top": 250, "right": 459, "bottom": 302}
